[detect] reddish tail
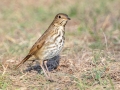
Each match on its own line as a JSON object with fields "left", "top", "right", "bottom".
{"left": 16, "top": 55, "right": 31, "bottom": 69}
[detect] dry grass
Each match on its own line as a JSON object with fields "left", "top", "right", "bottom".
{"left": 0, "top": 0, "right": 120, "bottom": 90}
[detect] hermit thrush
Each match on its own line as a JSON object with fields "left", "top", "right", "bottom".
{"left": 16, "top": 13, "right": 70, "bottom": 80}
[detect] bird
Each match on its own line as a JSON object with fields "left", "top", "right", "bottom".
{"left": 16, "top": 13, "right": 70, "bottom": 80}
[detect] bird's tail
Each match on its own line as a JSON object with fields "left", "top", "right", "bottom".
{"left": 15, "top": 55, "right": 31, "bottom": 69}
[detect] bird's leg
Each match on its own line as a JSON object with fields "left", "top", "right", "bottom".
{"left": 43, "top": 60, "right": 53, "bottom": 81}
{"left": 39, "top": 60, "right": 50, "bottom": 80}
{"left": 44, "top": 60, "right": 50, "bottom": 77}
{"left": 44, "top": 60, "right": 49, "bottom": 71}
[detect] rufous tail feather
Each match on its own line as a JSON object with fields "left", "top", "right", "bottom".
{"left": 15, "top": 55, "right": 31, "bottom": 69}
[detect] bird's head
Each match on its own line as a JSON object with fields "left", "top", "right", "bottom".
{"left": 53, "top": 13, "right": 70, "bottom": 26}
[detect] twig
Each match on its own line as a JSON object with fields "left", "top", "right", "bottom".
{"left": 2, "top": 64, "right": 8, "bottom": 76}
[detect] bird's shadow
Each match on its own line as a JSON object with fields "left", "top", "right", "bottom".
{"left": 24, "top": 55, "right": 60, "bottom": 73}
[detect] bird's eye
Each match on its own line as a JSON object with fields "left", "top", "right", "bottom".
{"left": 58, "top": 15, "right": 61, "bottom": 18}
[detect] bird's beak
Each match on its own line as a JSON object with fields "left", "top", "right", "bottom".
{"left": 68, "top": 17, "right": 71, "bottom": 20}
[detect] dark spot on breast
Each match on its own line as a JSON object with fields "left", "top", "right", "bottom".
{"left": 62, "top": 36, "right": 65, "bottom": 40}
{"left": 59, "top": 39, "right": 62, "bottom": 43}
{"left": 54, "top": 33, "right": 61, "bottom": 42}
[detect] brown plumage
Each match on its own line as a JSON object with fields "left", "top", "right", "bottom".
{"left": 16, "top": 13, "right": 70, "bottom": 80}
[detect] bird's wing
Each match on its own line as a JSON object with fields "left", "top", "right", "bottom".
{"left": 28, "top": 30, "right": 50, "bottom": 55}
{"left": 29, "top": 26, "right": 57, "bottom": 55}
